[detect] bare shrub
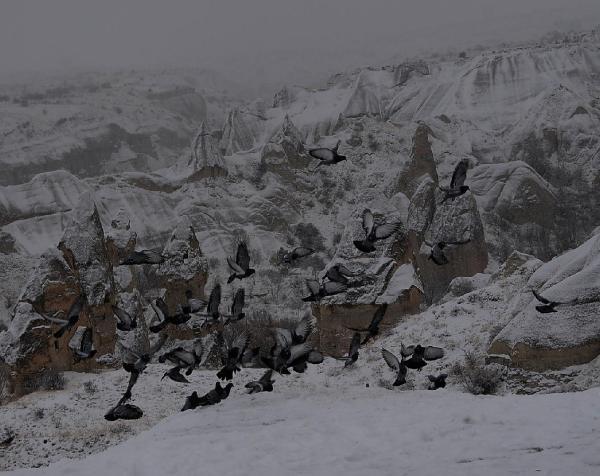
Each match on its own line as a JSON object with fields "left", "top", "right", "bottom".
{"left": 83, "top": 380, "right": 98, "bottom": 395}
{"left": 24, "top": 369, "right": 66, "bottom": 393}
{"left": 32, "top": 407, "right": 45, "bottom": 420}
{"left": 452, "top": 352, "right": 503, "bottom": 395}
{"left": 0, "top": 366, "right": 10, "bottom": 402}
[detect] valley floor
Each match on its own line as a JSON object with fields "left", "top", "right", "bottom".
{"left": 1, "top": 361, "right": 599, "bottom": 476}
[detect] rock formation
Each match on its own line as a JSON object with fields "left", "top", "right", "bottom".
{"left": 188, "top": 122, "right": 228, "bottom": 180}
{"left": 219, "top": 108, "right": 254, "bottom": 155}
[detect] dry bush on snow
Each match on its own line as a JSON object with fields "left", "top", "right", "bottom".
{"left": 24, "top": 369, "right": 66, "bottom": 393}
{"left": 452, "top": 351, "right": 504, "bottom": 395}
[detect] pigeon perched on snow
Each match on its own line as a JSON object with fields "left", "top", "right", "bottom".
{"left": 0, "top": 431, "right": 15, "bottom": 448}
{"left": 353, "top": 209, "right": 402, "bottom": 253}
{"left": 439, "top": 159, "right": 470, "bottom": 202}
{"left": 428, "top": 374, "right": 447, "bottom": 390}
{"left": 45, "top": 295, "right": 86, "bottom": 339}
{"left": 104, "top": 403, "right": 144, "bottom": 421}
{"left": 308, "top": 139, "right": 346, "bottom": 167}
{"left": 245, "top": 370, "right": 275, "bottom": 394}
{"left": 181, "top": 382, "right": 233, "bottom": 411}
{"left": 149, "top": 297, "right": 191, "bottom": 333}
{"left": 282, "top": 247, "right": 315, "bottom": 264}
{"left": 121, "top": 249, "right": 165, "bottom": 265}
{"left": 224, "top": 288, "right": 245, "bottom": 325}
{"left": 531, "top": 290, "right": 575, "bottom": 313}
{"left": 346, "top": 304, "right": 387, "bottom": 345}
{"left": 217, "top": 332, "right": 249, "bottom": 381}
{"left": 227, "top": 242, "right": 255, "bottom": 283}
{"left": 325, "top": 263, "right": 362, "bottom": 285}
{"left": 427, "top": 240, "right": 471, "bottom": 265}
{"left": 285, "top": 343, "right": 320, "bottom": 373}
{"left": 381, "top": 348, "right": 408, "bottom": 386}
{"left": 343, "top": 332, "right": 361, "bottom": 367}
{"left": 302, "top": 279, "right": 347, "bottom": 302}
{"left": 112, "top": 305, "right": 137, "bottom": 332}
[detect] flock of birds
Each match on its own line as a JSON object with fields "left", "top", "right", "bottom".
{"left": 34, "top": 141, "right": 569, "bottom": 423}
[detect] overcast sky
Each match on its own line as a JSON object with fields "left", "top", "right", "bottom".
{"left": 1, "top": 0, "right": 599, "bottom": 94}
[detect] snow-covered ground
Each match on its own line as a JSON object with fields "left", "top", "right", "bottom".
{"left": 2, "top": 365, "right": 599, "bottom": 476}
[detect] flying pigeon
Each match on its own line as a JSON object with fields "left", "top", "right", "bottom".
{"left": 159, "top": 339, "right": 204, "bottom": 376}
{"left": 282, "top": 247, "right": 315, "bottom": 264}
{"left": 245, "top": 370, "right": 275, "bottom": 394}
{"left": 346, "top": 304, "right": 387, "bottom": 345}
{"left": 227, "top": 242, "right": 255, "bottom": 283}
{"left": 381, "top": 348, "right": 408, "bottom": 386}
{"left": 427, "top": 240, "right": 471, "bottom": 265}
{"left": 308, "top": 139, "right": 346, "bottom": 167}
{"left": 302, "top": 279, "right": 347, "bottom": 302}
{"left": 353, "top": 209, "right": 402, "bottom": 253}
{"left": 149, "top": 297, "right": 191, "bottom": 333}
{"left": 71, "top": 327, "right": 96, "bottom": 360}
{"left": 46, "top": 295, "right": 86, "bottom": 339}
{"left": 403, "top": 353, "right": 427, "bottom": 371}
{"left": 531, "top": 290, "right": 575, "bottom": 313}
{"left": 104, "top": 403, "right": 144, "bottom": 421}
{"left": 182, "top": 290, "right": 207, "bottom": 314}
{"left": 112, "top": 305, "right": 137, "bottom": 332}
{"left": 217, "top": 332, "right": 249, "bottom": 381}
{"left": 121, "top": 249, "right": 165, "bottom": 265}
{"left": 439, "top": 159, "right": 470, "bottom": 202}
{"left": 162, "top": 366, "right": 191, "bottom": 384}
{"left": 343, "top": 332, "right": 361, "bottom": 368}
{"left": 428, "top": 374, "right": 448, "bottom": 390}
{"left": 224, "top": 288, "right": 245, "bottom": 325}
{"left": 273, "top": 313, "right": 315, "bottom": 348}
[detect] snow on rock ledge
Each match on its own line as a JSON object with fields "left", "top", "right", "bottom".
{"left": 489, "top": 231, "right": 600, "bottom": 370}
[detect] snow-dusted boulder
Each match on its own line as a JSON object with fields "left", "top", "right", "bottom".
{"left": 260, "top": 115, "right": 305, "bottom": 167}
{"left": 188, "top": 122, "right": 227, "bottom": 180}
{"left": 397, "top": 123, "right": 439, "bottom": 196}
{"left": 489, "top": 231, "right": 600, "bottom": 370}
{"left": 313, "top": 207, "right": 423, "bottom": 357}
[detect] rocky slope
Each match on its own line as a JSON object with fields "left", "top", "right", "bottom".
{"left": 1, "top": 29, "right": 600, "bottom": 384}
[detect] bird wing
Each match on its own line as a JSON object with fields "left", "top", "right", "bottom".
{"left": 41, "top": 313, "right": 68, "bottom": 325}
{"left": 307, "top": 349, "right": 324, "bottom": 364}
{"left": 370, "top": 304, "right": 388, "bottom": 327}
{"left": 117, "top": 342, "right": 141, "bottom": 363}
{"left": 322, "top": 281, "right": 347, "bottom": 295}
{"left": 349, "top": 332, "right": 361, "bottom": 356}
{"left": 294, "top": 314, "right": 315, "bottom": 341}
{"left": 208, "top": 284, "right": 222, "bottom": 315}
{"left": 423, "top": 346, "right": 445, "bottom": 361}
{"left": 400, "top": 342, "right": 414, "bottom": 358}
{"left": 140, "top": 249, "right": 164, "bottom": 263}
{"left": 230, "top": 332, "right": 249, "bottom": 356}
{"left": 287, "top": 343, "right": 312, "bottom": 363}
{"left": 309, "top": 148, "right": 334, "bottom": 161}
{"left": 374, "top": 222, "right": 401, "bottom": 240}
{"left": 306, "top": 279, "right": 320, "bottom": 296}
{"left": 231, "top": 288, "right": 245, "bottom": 316}
{"left": 80, "top": 327, "right": 94, "bottom": 353}
{"left": 236, "top": 242, "right": 251, "bottom": 271}
{"left": 361, "top": 209, "right": 374, "bottom": 237}
{"left": 532, "top": 289, "right": 551, "bottom": 304}
{"left": 112, "top": 305, "right": 132, "bottom": 325}
{"left": 427, "top": 375, "right": 437, "bottom": 382}
{"left": 381, "top": 348, "right": 400, "bottom": 371}
{"left": 66, "top": 295, "right": 85, "bottom": 320}
{"left": 450, "top": 159, "right": 469, "bottom": 189}
{"left": 274, "top": 328, "right": 292, "bottom": 349}
{"left": 227, "top": 256, "right": 245, "bottom": 274}
{"left": 148, "top": 334, "right": 168, "bottom": 357}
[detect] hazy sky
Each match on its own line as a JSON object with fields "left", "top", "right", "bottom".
{"left": 1, "top": 0, "right": 599, "bottom": 94}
